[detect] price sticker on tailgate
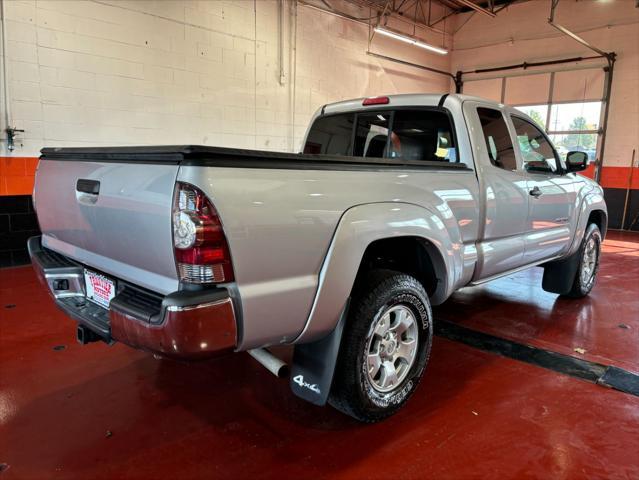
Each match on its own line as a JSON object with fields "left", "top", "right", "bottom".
{"left": 84, "top": 269, "right": 116, "bottom": 309}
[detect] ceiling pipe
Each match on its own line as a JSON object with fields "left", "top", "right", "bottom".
{"left": 459, "top": 54, "right": 606, "bottom": 75}
{"left": 366, "top": 51, "right": 456, "bottom": 80}
{"left": 548, "top": 0, "right": 613, "bottom": 62}
{"left": 1, "top": 0, "right": 12, "bottom": 142}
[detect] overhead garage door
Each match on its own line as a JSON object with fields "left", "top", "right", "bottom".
{"left": 462, "top": 67, "right": 605, "bottom": 168}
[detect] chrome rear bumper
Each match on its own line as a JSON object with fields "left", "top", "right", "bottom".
{"left": 28, "top": 236, "right": 237, "bottom": 359}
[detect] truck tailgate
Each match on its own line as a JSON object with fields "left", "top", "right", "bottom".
{"left": 34, "top": 159, "right": 180, "bottom": 295}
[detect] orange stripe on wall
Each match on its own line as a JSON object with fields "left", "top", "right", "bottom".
{"left": 1, "top": 157, "right": 638, "bottom": 196}
{"left": 576, "top": 164, "right": 639, "bottom": 190}
{"left": 579, "top": 163, "right": 596, "bottom": 179}
{"left": 599, "top": 166, "right": 639, "bottom": 190}
{"left": 0, "top": 157, "right": 39, "bottom": 196}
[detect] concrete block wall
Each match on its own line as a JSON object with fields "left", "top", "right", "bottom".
{"left": 0, "top": 0, "right": 451, "bottom": 168}
{"left": 0, "top": 0, "right": 452, "bottom": 264}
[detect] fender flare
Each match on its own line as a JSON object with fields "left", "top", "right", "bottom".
{"left": 566, "top": 190, "right": 608, "bottom": 258}
{"left": 294, "top": 201, "right": 461, "bottom": 344}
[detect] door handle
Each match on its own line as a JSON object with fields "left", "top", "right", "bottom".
{"left": 76, "top": 179, "right": 100, "bottom": 195}
{"left": 529, "top": 186, "right": 542, "bottom": 198}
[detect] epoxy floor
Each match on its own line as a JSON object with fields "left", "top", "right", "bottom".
{"left": 1, "top": 231, "right": 638, "bottom": 479}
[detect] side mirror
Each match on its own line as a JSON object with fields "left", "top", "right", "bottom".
{"left": 565, "top": 151, "right": 589, "bottom": 173}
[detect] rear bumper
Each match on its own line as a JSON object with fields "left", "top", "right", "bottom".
{"left": 28, "top": 236, "right": 237, "bottom": 359}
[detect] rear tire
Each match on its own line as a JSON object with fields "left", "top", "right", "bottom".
{"left": 328, "top": 270, "right": 433, "bottom": 423}
{"left": 562, "top": 223, "right": 602, "bottom": 298}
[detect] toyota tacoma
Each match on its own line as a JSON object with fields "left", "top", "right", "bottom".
{"left": 29, "top": 93, "right": 607, "bottom": 422}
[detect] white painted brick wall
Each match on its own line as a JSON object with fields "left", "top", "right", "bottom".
{"left": 1, "top": 0, "right": 450, "bottom": 156}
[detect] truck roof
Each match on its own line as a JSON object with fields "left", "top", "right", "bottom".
{"left": 321, "top": 93, "right": 500, "bottom": 116}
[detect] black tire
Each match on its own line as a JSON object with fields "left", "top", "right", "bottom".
{"left": 328, "top": 269, "right": 433, "bottom": 423}
{"left": 562, "top": 223, "right": 602, "bottom": 298}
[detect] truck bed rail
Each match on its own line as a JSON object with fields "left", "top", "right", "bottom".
{"left": 40, "top": 145, "right": 472, "bottom": 171}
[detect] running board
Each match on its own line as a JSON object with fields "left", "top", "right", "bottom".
{"left": 469, "top": 255, "right": 562, "bottom": 286}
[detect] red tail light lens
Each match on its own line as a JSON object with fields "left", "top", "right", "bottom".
{"left": 172, "top": 182, "right": 234, "bottom": 284}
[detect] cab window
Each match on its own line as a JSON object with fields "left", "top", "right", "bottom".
{"left": 303, "top": 108, "right": 458, "bottom": 163}
{"left": 477, "top": 107, "right": 518, "bottom": 171}
{"left": 303, "top": 113, "right": 354, "bottom": 155}
{"left": 511, "top": 116, "right": 561, "bottom": 174}
{"left": 353, "top": 112, "right": 391, "bottom": 158}
{"left": 388, "top": 110, "right": 457, "bottom": 162}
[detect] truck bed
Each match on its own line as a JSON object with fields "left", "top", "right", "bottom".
{"left": 41, "top": 145, "right": 471, "bottom": 171}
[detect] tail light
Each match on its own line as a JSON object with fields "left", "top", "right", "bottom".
{"left": 172, "top": 182, "right": 234, "bottom": 284}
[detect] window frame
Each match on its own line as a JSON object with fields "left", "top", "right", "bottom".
{"left": 510, "top": 114, "right": 565, "bottom": 175}
{"left": 305, "top": 106, "right": 461, "bottom": 165}
{"left": 476, "top": 106, "right": 522, "bottom": 173}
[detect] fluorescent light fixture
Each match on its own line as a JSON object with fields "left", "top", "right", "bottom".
{"left": 374, "top": 27, "right": 448, "bottom": 55}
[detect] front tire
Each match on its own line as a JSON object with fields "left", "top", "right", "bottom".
{"left": 563, "top": 223, "right": 602, "bottom": 298}
{"left": 329, "top": 270, "right": 433, "bottom": 423}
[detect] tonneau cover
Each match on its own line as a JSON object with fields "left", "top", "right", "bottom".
{"left": 40, "top": 145, "right": 470, "bottom": 170}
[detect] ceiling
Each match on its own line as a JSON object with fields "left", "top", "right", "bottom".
{"left": 339, "top": 0, "right": 519, "bottom": 31}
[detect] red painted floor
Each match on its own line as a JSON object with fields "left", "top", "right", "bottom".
{"left": 434, "top": 230, "right": 639, "bottom": 374}
{"left": 1, "top": 232, "right": 638, "bottom": 479}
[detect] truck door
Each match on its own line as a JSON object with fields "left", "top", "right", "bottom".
{"left": 464, "top": 103, "right": 530, "bottom": 280}
{"left": 509, "top": 114, "right": 574, "bottom": 262}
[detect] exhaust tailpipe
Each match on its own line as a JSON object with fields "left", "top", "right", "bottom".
{"left": 248, "top": 348, "right": 289, "bottom": 378}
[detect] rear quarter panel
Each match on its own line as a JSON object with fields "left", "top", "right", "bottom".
{"left": 178, "top": 165, "right": 480, "bottom": 349}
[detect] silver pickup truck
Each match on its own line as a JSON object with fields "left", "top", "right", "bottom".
{"left": 29, "top": 93, "right": 607, "bottom": 422}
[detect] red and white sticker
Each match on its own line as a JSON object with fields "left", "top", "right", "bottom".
{"left": 84, "top": 269, "right": 116, "bottom": 309}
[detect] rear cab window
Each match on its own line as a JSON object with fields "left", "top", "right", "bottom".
{"left": 302, "top": 114, "right": 354, "bottom": 155}
{"left": 353, "top": 112, "right": 391, "bottom": 158}
{"left": 390, "top": 110, "right": 457, "bottom": 162}
{"left": 303, "top": 108, "right": 458, "bottom": 164}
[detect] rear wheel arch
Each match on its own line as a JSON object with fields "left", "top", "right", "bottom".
{"left": 295, "top": 202, "right": 457, "bottom": 344}
{"left": 353, "top": 236, "right": 448, "bottom": 305}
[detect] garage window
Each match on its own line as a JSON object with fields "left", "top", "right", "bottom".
{"left": 548, "top": 101, "right": 601, "bottom": 163}
{"left": 517, "top": 101, "right": 602, "bottom": 164}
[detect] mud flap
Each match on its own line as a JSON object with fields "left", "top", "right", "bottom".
{"left": 542, "top": 249, "right": 580, "bottom": 294}
{"left": 289, "top": 300, "right": 349, "bottom": 406}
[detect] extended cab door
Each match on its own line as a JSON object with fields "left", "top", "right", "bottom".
{"left": 464, "top": 102, "right": 530, "bottom": 280}
{"left": 509, "top": 114, "right": 575, "bottom": 262}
